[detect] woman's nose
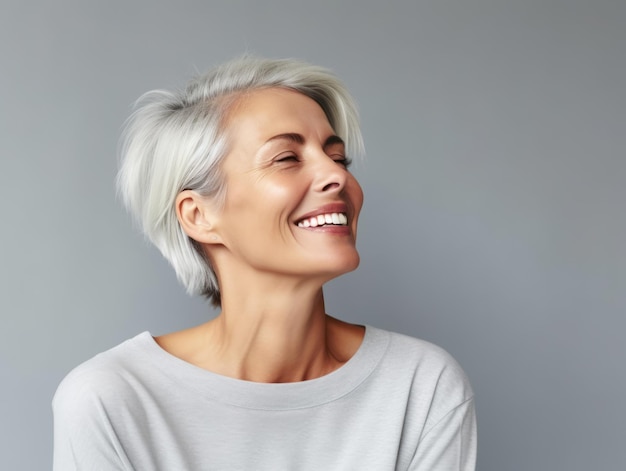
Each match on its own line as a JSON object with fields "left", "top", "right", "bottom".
{"left": 312, "top": 155, "right": 347, "bottom": 193}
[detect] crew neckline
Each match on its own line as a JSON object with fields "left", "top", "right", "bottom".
{"left": 132, "top": 325, "right": 390, "bottom": 410}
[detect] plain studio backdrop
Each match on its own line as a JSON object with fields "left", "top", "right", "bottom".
{"left": 1, "top": 1, "right": 624, "bottom": 469}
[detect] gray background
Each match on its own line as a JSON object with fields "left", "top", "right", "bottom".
{"left": 1, "top": 0, "right": 624, "bottom": 469}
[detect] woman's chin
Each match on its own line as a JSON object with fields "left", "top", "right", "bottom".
{"left": 318, "top": 251, "right": 361, "bottom": 282}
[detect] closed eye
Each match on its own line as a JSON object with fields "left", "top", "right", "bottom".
{"left": 332, "top": 156, "right": 352, "bottom": 168}
{"left": 275, "top": 155, "right": 299, "bottom": 163}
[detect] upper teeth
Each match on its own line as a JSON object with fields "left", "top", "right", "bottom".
{"left": 297, "top": 213, "right": 348, "bottom": 228}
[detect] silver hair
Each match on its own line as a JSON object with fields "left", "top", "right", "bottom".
{"left": 117, "top": 56, "right": 364, "bottom": 306}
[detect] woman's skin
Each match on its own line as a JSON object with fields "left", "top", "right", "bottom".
{"left": 156, "top": 88, "right": 365, "bottom": 383}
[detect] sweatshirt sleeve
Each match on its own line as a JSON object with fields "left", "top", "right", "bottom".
{"left": 408, "top": 396, "right": 477, "bottom": 471}
{"left": 52, "top": 369, "right": 131, "bottom": 471}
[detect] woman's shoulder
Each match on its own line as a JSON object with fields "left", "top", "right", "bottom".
{"left": 52, "top": 333, "right": 158, "bottom": 469}
{"left": 364, "top": 326, "right": 475, "bottom": 439}
{"left": 368, "top": 325, "right": 465, "bottom": 364}
{"left": 52, "top": 332, "right": 154, "bottom": 411}
{"left": 367, "top": 325, "right": 474, "bottom": 401}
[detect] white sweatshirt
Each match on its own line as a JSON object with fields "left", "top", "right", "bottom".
{"left": 53, "top": 326, "right": 476, "bottom": 470}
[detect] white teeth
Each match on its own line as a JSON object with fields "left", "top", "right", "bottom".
{"left": 297, "top": 212, "right": 348, "bottom": 228}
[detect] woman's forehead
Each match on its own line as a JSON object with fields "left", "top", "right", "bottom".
{"left": 224, "top": 88, "right": 333, "bottom": 146}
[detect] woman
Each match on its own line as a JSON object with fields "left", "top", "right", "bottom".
{"left": 53, "top": 57, "right": 476, "bottom": 470}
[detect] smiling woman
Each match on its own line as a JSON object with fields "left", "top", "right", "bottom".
{"left": 52, "top": 57, "right": 476, "bottom": 470}
{"left": 192, "top": 88, "right": 364, "bottom": 296}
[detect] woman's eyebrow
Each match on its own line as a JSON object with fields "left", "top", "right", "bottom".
{"left": 324, "top": 135, "right": 345, "bottom": 148}
{"left": 263, "top": 133, "right": 345, "bottom": 148}
{"left": 264, "top": 133, "right": 305, "bottom": 145}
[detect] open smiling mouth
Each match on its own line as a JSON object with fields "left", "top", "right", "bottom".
{"left": 297, "top": 212, "right": 348, "bottom": 228}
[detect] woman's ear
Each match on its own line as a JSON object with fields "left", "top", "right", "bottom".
{"left": 175, "top": 190, "right": 222, "bottom": 245}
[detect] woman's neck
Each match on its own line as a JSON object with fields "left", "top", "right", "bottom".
{"left": 211, "top": 287, "right": 332, "bottom": 382}
{"left": 155, "top": 285, "right": 364, "bottom": 383}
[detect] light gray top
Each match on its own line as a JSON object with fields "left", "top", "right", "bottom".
{"left": 53, "top": 326, "right": 476, "bottom": 470}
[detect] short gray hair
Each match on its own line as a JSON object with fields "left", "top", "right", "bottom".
{"left": 117, "top": 56, "right": 364, "bottom": 306}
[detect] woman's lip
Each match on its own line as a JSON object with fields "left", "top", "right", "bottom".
{"left": 299, "top": 224, "right": 351, "bottom": 235}
{"left": 295, "top": 203, "right": 349, "bottom": 224}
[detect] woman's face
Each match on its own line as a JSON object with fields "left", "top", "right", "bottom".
{"left": 212, "top": 87, "right": 363, "bottom": 282}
